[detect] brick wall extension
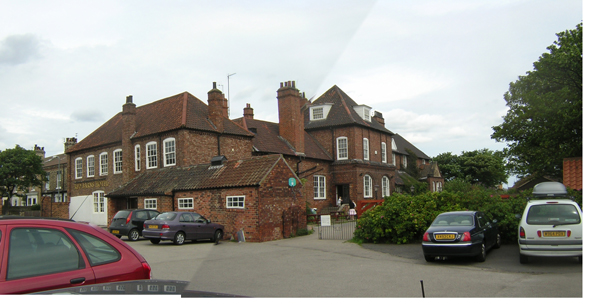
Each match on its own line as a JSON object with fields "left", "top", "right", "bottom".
{"left": 40, "top": 196, "right": 69, "bottom": 219}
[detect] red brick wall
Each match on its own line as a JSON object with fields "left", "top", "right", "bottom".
{"left": 40, "top": 196, "right": 69, "bottom": 219}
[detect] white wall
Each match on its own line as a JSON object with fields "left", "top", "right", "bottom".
{"left": 69, "top": 194, "right": 107, "bottom": 226}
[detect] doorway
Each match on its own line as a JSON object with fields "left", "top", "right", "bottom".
{"left": 336, "top": 184, "right": 350, "bottom": 205}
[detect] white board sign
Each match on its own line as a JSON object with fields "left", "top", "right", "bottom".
{"left": 320, "top": 215, "right": 331, "bottom": 226}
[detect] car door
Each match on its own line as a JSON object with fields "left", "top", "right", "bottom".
{"left": 0, "top": 226, "right": 96, "bottom": 294}
{"left": 191, "top": 213, "right": 213, "bottom": 239}
{"left": 179, "top": 213, "right": 197, "bottom": 240}
{"left": 476, "top": 213, "right": 494, "bottom": 249}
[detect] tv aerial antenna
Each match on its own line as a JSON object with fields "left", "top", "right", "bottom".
{"left": 227, "top": 73, "right": 236, "bottom": 117}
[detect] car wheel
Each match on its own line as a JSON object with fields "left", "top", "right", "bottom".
{"left": 424, "top": 255, "right": 435, "bottom": 262}
{"left": 150, "top": 239, "right": 160, "bottom": 245}
{"left": 173, "top": 232, "right": 185, "bottom": 245}
{"left": 128, "top": 229, "right": 140, "bottom": 241}
{"left": 213, "top": 230, "right": 223, "bottom": 244}
{"left": 519, "top": 254, "right": 529, "bottom": 264}
{"left": 493, "top": 233, "right": 501, "bottom": 249}
{"left": 475, "top": 243, "right": 486, "bottom": 262}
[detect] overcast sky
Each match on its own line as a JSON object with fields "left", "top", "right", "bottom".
{"left": 0, "top": 0, "right": 584, "bottom": 187}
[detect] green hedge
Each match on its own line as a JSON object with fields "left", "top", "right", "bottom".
{"left": 353, "top": 187, "right": 582, "bottom": 245}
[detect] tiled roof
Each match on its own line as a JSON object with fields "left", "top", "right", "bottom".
{"left": 67, "top": 92, "right": 253, "bottom": 153}
{"left": 107, "top": 154, "right": 294, "bottom": 197}
{"left": 231, "top": 117, "right": 332, "bottom": 161}
{"left": 305, "top": 85, "right": 394, "bottom": 135}
{"left": 392, "top": 134, "right": 430, "bottom": 159}
{"left": 43, "top": 154, "right": 67, "bottom": 167}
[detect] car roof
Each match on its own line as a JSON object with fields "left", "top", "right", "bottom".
{"left": 437, "top": 211, "right": 477, "bottom": 216}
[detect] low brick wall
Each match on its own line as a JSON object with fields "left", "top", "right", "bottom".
{"left": 41, "top": 196, "right": 70, "bottom": 219}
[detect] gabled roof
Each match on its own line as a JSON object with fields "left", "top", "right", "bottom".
{"left": 392, "top": 134, "right": 430, "bottom": 159}
{"left": 43, "top": 154, "right": 67, "bottom": 168}
{"left": 305, "top": 85, "right": 394, "bottom": 135}
{"left": 67, "top": 92, "right": 253, "bottom": 153}
{"left": 107, "top": 154, "right": 296, "bottom": 197}
{"left": 419, "top": 162, "right": 442, "bottom": 179}
{"left": 231, "top": 117, "right": 332, "bottom": 161}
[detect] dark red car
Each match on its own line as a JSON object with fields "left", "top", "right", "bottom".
{"left": 0, "top": 216, "right": 151, "bottom": 294}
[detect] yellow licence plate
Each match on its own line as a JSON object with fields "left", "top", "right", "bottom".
{"left": 435, "top": 234, "right": 456, "bottom": 240}
{"left": 543, "top": 231, "right": 566, "bottom": 237}
{"left": 111, "top": 230, "right": 119, "bottom": 234}
{"left": 148, "top": 225, "right": 159, "bottom": 229}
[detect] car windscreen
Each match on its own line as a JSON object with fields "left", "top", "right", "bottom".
{"left": 526, "top": 204, "right": 581, "bottom": 225}
{"left": 431, "top": 215, "right": 473, "bottom": 226}
{"left": 155, "top": 212, "right": 177, "bottom": 221}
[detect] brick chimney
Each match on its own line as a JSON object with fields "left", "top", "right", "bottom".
{"left": 34, "top": 144, "right": 45, "bottom": 158}
{"left": 121, "top": 95, "right": 136, "bottom": 180}
{"left": 64, "top": 137, "right": 78, "bottom": 152}
{"left": 373, "top": 111, "right": 385, "bottom": 126}
{"left": 208, "top": 82, "right": 227, "bottom": 132}
{"left": 277, "top": 81, "right": 306, "bottom": 154}
{"left": 243, "top": 103, "right": 254, "bottom": 120}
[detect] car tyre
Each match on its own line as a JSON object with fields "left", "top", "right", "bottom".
{"left": 475, "top": 243, "right": 486, "bottom": 262}
{"left": 173, "top": 232, "right": 185, "bottom": 245}
{"left": 519, "top": 254, "right": 529, "bottom": 264}
{"left": 150, "top": 238, "right": 160, "bottom": 245}
{"left": 128, "top": 229, "right": 140, "bottom": 241}
{"left": 493, "top": 233, "right": 501, "bottom": 249}
{"left": 212, "top": 230, "right": 223, "bottom": 244}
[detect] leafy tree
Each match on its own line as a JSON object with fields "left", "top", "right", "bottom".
{"left": 491, "top": 23, "right": 582, "bottom": 179}
{"left": 433, "top": 149, "right": 508, "bottom": 188}
{"left": 0, "top": 145, "right": 47, "bottom": 213}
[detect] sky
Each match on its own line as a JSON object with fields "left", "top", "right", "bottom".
{"left": 0, "top": 0, "right": 585, "bottom": 188}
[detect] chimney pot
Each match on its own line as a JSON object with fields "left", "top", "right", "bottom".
{"left": 126, "top": 95, "right": 133, "bottom": 103}
{"left": 213, "top": 82, "right": 217, "bottom": 89}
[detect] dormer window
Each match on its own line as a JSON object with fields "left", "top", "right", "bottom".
{"left": 353, "top": 105, "right": 372, "bottom": 122}
{"left": 312, "top": 107, "right": 324, "bottom": 120}
{"left": 309, "top": 104, "right": 333, "bottom": 121}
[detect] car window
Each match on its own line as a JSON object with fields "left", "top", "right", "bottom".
{"left": 526, "top": 204, "right": 581, "bottom": 225}
{"left": 135, "top": 211, "right": 147, "bottom": 219}
{"left": 7, "top": 228, "right": 82, "bottom": 280}
{"left": 67, "top": 229, "right": 121, "bottom": 266}
{"left": 114, "top": 210, "right": 131, "bottom": 219}
{"left": 156, "top": 212, "right": 177, "bottom": 221}
{"left": 149, "top": 211, "right": 159, "bottom": 219}
{"left": 180, "top": 213, "right": 193, "bottom": 222}
{"left": 432, "top": 215, "right": 473, "bottom": 226}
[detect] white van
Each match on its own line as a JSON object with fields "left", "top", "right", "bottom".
{"left": 517, "top": 182, "right": 582, "bottom": 264}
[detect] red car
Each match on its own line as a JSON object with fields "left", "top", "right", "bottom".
{"left": 0, "top": 216, "right": 151, "bottom": 294}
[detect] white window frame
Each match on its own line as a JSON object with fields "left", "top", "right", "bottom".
{"left": 113, "top": 149, "right": 123, "bottom": 174}
{"left": 99, "top": 152, "right": 108, "bottom": 176}
{"left": 364, "top": 175, "right": 373, "bottom": 198}
{"left": 382, "top": 176, "right": 390, "bottom": 197}
{"left": 363, "top": 138, "right": 369, "bottom": 160}
{"left": 93, "top": 191, "right": 105, "bottom": 213}
{"left": 163, "top": 138, "right": 176, "bottom": 167}
{"left": 56, "top": 170, "right": 62, "bottom": 187}
{"left": 178, "top": 198, "right": 194, "bottom": 210}
{"left": 313, "top": 175, "right": 326, "bottom": 199}
{"left": 146, "top": 142, "right": 158, "bottom": 169}
{"left": 135, "top": 145, "right": 141, "bottom": 171}
{"left": 144, "top": 198, "right": 158, "bottom": 209}
{"left": 392, "top": 153, "right": 396, "bottom": 166}
{"left": 45, "top": 173, "right": 50, "bottom": 190}
{"left": 75, "top": 158, "right": 83, "bottom": 179}
{"left": 87, "top": 155, "right": 95, "bottom": 177}
{"left": 311, "top": 107, "right": 324, "bottom": 120}
{"left": 402, "top": 155, "right": 407, "bottom": 169}
{"left": 381, "top": 142, "right": 387, "bottom": 163}
{"left": 226, "top": 196, "right": 246, "bottom": 209}
{"left": 336, "top": 137, "right": 348, "bottom": 160}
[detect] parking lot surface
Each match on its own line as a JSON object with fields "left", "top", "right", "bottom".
{"left": 126, "top": 230, "right": 583, "bottom": 298}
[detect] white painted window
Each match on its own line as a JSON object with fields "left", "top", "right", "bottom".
{"left": 75, "top": 158, "right": 83, "bottom": 179}
{"left": 313, "top": 175, "right": 326, "bottom": 199}
{"left": 363, "top": 138, "right": 369, "bottom": 160}
{"left": 56, "top": 170, "right": 62, "bottom": 187}
{"left": 135, "top": 145, "right": 141, "bottom": 171}
{"left": 381, "top": 142, "right": 387, "bottom": 163}
{"left": 87, "top": 155, "right": 95, "bottom": 177}
{"left": 311, "top": 107, "right": 324, "bottom": 120}
{"left": 113, "top": 149, "right": 123, "bottom": 174}
{"left": 226, "top": 196, "right": 245, "bottom": 209}
{"left": 93, "top": 191, "right": 105, "bottom": 213}
{"left": 336, "top": 137, "right": 348, "bottom": 160}
{"left": 364, "top": 175, "right": 373, "bottom": 198}
{"left": 402, "top": 155, "right": 407, "bottom": 169}
{"left": 392, "top": 153, "right": 396, "bottom": 166}
{"left": 99, "top": 152, "right": 108, "bottom": 176}
{"left": 146, "top": 142, "right": 158, "bottom": 169}
{"left": 382, "top": 176, "right": 390, "bottom": 197}
{"left": 163, "top": 138, "right": 176, "bottom": 167}
{"left": 144, "top": 198, "right": 157, "bottom": 209}
{"left": 178, "top": 198, "right": 193, "bottom": 209}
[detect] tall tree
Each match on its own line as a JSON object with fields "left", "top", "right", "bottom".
{"left": 491, "top": 23, "right": 582, "bottom": 179}
{"left": 433, "top": 149, "right": 508, "bottom": 188}
{"left": 0, "top": 145, "right": 46, "bottom": 213}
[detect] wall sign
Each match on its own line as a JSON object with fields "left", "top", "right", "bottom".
{"left": 288, "top": 178, "right": 296, "bottom": 187}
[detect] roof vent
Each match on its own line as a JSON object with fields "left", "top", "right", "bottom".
{"left": 210, "top": 155, "right": 227, "bottom": 166}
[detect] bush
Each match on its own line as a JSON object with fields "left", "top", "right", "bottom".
{"left": 30, "top": 204, "right": 41, "bottom": 211}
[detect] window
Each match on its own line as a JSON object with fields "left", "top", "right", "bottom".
{"left": 144, "top": 198, "right": 157, "bottom": 209}
{"left": 113, "top": 149, "right": 123, "bottom": 174}
{"left": 392, "top": 153, "right": 396, "bottom": 166}
{"left": 227, "top": 196, "right": 246, "bottom": 209}
{"left": 363, "top": 108, "right": 370, "bottom": 121}
{"left": 75, "top": 158, "right": 83, "bottom": 179}
{"left": 56, "top": 170, "right": 62, "bottom": 187}
{"left": 67, "top": 229, "right": 120, "bottom": 266}
{"left": 313, "top": 175, "right": 326, "bottom": 199}
{"left": 163, "top": 138, "right": 176, "bottom": 167}
{"left": 93, "top": 191, "right": 105, "bottom": 213}
{"left": 99, "top": 152, "right": 108, "bottom": 176}
{"left": 364, "top": 175, "right": 373, "bottom": 198}
{"left": 7, "top": 228, "right": 82, "bottom": 280}
{"left": 336, "top": 137, "right": 348, "bottom": 160}
{"left": 402, "top": 155, "right": 407, "bottom": 169}
{"left": 382, "top": 176, "right": 390, "bottom": 197}
{"left": 45, "top": 173, "right": 50, "bottom": 190}
{"left": 363, "top": 138, "right": 369, "bottom": 160}
{"left": 146, "top": 142, "right": 157, "bottom": 169}
{"left": 135, "top": 145, "right": 141, "bottom": 171}
{"left": 178, "top": 198, "right": 193, "bottom": 209}
{"left": 87, "top": 155, "right": 95, "bottom": 177}
{"left": 381, "top": 142, "right": 387, "bottom": 163}
{"left": 311, "top": 107, "right": 324, "bottom": 120}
